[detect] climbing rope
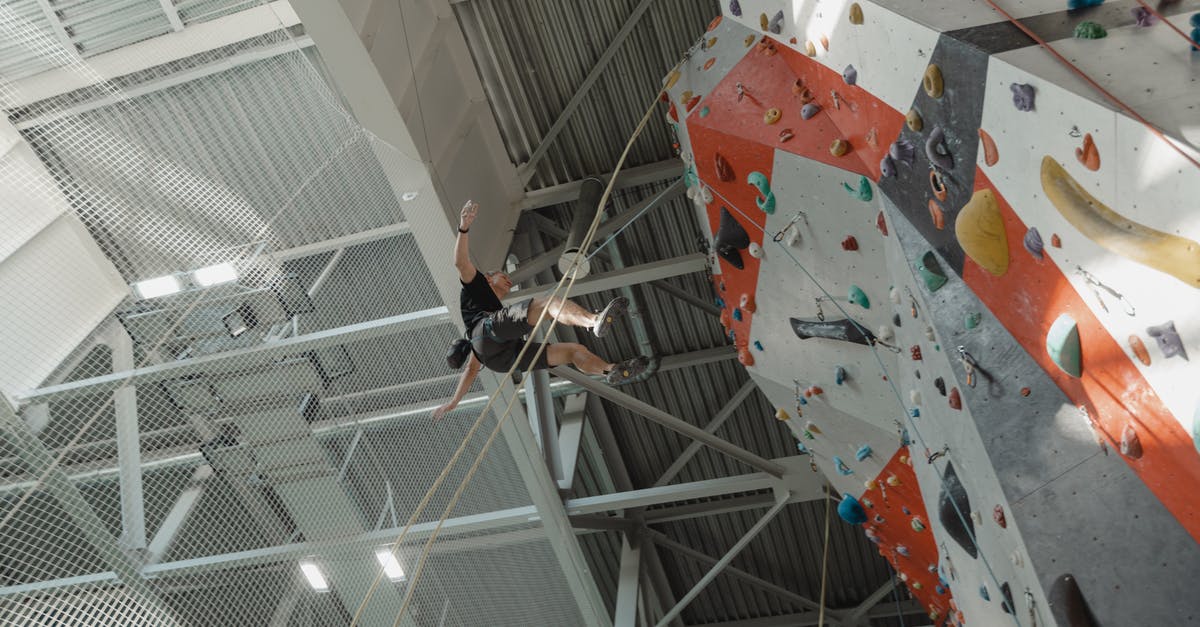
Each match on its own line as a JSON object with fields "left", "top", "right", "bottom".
{"left": 982, "top": 0, "right": 1200, "bottom": 171}
{"left": 887, "top": 563, "right": 908, "bottom": 627}
{"left": 1133, "top": 0, "right": 1200, "bottom": 53}
{"left": 817, "top": 485, "right": 831, "bottom": 626}
{"left": 348, "top": 65, "right": 682, "bottom": 625}
{"left": 708, "top": 185, "right": 1022, "bottom": 626}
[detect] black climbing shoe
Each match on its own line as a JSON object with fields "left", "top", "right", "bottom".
{"left": 605, "top": 355, "right": 649, "bottom": 385}
{"left": 593, "top": 297, "right": 628, "bottom": 338}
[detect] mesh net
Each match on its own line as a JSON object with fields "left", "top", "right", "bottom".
{"left": 0, "top": 2, "right": 585, "bottom": 625}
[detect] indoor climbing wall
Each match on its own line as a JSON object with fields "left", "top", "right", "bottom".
{"left": 668, "top": 2, "right": 1200, "bottom": 626}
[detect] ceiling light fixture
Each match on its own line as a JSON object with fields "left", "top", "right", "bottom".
{"left": 193, "top": 262, "right": 238, "bottom": 287}
{"left": 374, "top": 547, "right": 406, "bottom": 582}
{"left": 299, "top": 559, "right": 330, "bottom": 592}
{"left": 133, "top": 275, "right": 182, "bottom": 299}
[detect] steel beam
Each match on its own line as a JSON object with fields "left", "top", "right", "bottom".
{"left": 515, "top": 0, "right": 661, "bottom": 184}
{"left": 271, "top": 222, "right": 412, "bottom": 262}
{"left": 684, "top": 602, "right": 927, "bottom": 627}
{"left": 551, "top": 367, "right": 786, "bottom": 478}
{"left": 144, "top": 466, "right": 211, "bottom": 565}
{"left": 519, "top": 160, "right": 684, "bottom": 212}
{"left": 525, "top": 368, "right": 563, "bottom": 483}
{"left": 655, "top": 494, "right": 791, "bottom": 627}
{"left": 648, "top": 280, "right": 721, "bottom": 317}
{"left": 512, "top": 253, "right": 707, "bottom": 307}
{"left": 110, "top": 327, "right": 146, "bottom": 550}
{"left": 156, "top": 0, "right": 185, "bottom": 32}
{"left": 654, "top": 380, "right": 757, "bottom": 487}
{"left": 843, "top": 580, "right": 897, "bottom": 626}
{"left": 557, "top": 393, "right": 587, "bottom": 491}
{"left": 565, "top": 472, "right": 779, "bottom": 516}
{"left": 615, "top": 536, "right": 642, "bottom": 627}
{"left": 642, "top": 492, "right": 778, "bottom": 525}
{"left": 31, "top": 0, "right": 75, "bottom": 54}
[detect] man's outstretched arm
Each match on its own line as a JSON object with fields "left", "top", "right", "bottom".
{"left": 433, "top": 353, "right": 482, "bottom": 422}
{"left": 454, "top": 200, "right": 479, "bottom": 283}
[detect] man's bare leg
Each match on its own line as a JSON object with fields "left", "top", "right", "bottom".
{"left": 547, "top": 343, "right": 613, "bottom": 375}
{"left": 528, "top": 296, "right": 598, "bottom": 330}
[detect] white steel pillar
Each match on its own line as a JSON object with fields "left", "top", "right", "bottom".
{"left": 109, "top": 326, "right": 146, "bottom": 551}
{"left": 614, "top": 536, "right": 642, "bottom": 627}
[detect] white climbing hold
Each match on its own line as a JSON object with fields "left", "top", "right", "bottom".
{"left": 748, "top": 242, "right": 764, "bottom": 258}
{"left": 910, "top": 390, "right": 922, "bottom": 405}
{"left": 925, "top": 325, "right": 936, "bottom": 341}
{"left": 890, "top": 286, "right": 902, "bottom": 304}
{"left": 877, "top": 325, "right": 895, "bottom": 342}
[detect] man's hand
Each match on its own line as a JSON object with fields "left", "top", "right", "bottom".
{"left": 432, "top": 402, "right": 456, "bottom": 423}
{"left": 459, "top": 200, "right": 479, "bottom": 231}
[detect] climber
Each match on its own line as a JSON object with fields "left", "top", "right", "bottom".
{"left": 433, "top": 200, "right": 648, "bottom": 421}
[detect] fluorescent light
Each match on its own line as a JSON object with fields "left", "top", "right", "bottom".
{"left": 401, "top": 191, "right": 419, "bottom": 201}
{"left": 193, "top": 262, "right": 238, "bottom": 287}
{"left": 375, "top": 547, "right": 406, "bottom": 582}
{"left": 134, "top": 275, "right": 181, "bottom": 299}
{"left": 299, "top": 560, "right": 329, "bottom": 592}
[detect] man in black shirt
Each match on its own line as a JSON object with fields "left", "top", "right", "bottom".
{"left": 434, "top": 200, "right": 647, "bottom": 421}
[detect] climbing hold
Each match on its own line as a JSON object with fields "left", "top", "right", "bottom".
{"left": 1132, "top": 6, "right": 1157, "bottom": 26}
{"left": 924, "top": 325, "right": 935, "bottom": 341}
{"left": 758, "top": 12, "right": 769, "bottom": 30}
{"left": 889, "top": 287, "right": 901, "bottom": 304}
{"left": 880, "top": 155, "right": 896, "bottom": 178}
{"left": 729, "top": 0, "right": 741, "bottom": 16}
{"left": 768, "top": 10, "right": 784, "bottom": 34}
{"left": 956, "top": 189, "right": 1010, "bottom": 276}
{"left": 753, "top": 340, "right": 763, "bottom": 351}
{"left": 849, "top": 3, "right": 863, "bottom": 24}
{"left": 841, "top": 236, "right": 859, "bottom": 252}
{"left": 763, "top": 107, "right": 781, "bottom": 124}
{"left": 912, "top": 517, "right": 926, "bottom": 532}
{"left": 685, "top": 95, "right": 701, "bottom": 112}
{"left": 805, "top": 40, "right": 817, "bottom": 56}
{"left": 699, "top": 105, "right": 710, "bottom": 117}
{"left": 1073, "top": 21, "right": 1107, "bottom": 38}
{"left": 949, "top": 387, "right": 962, "bottom": 409}
{"left": 1044, "top": 157, "right": 1200, "bottom": 288}
{"left": 876, "top": 211, "right": 888, "bottom": 236}
{"left": 1068, "top": 0, "right": 1104, "bottom": 8}
{"left": 844, "top": 176, "right": 872, "bottom": 201}
{"left": 732, "top": 308, "right": 743, "bottom": 322}
{"left": 918, "top": 251, "right": 948, "bottom": 292}
{"left": 1001, "top": 582, "right": 1015, "bottom": 614}
{"left": 1049, "top": 574, "right": 1099, "bottom": 627}
{"left": 1146, "top": 321, "right": 1188, "bottom": 360}
{"left": 1128, "top": 335, "right": 1151, "bottom": 366}
{"left": 775, "top": 408, "right": 791, "bottom": 422}
{"left": 747, "top": 242, "right": 764, "bottom": 259}
{"left": 743, "top": 34, "right": 755, "bottom": 47}
{"left": 928, "top": 170, "right": 947, "bottom": 203}
{"left": 980, "top": 585, "right": 991, "bottom": 601}
{"left": 805, "top": 421, "right": 822, "bottom": 435}
{"left": 738, "top": 347, "right": 755, "bottom": 367}
{"left": 664, "top": 70, "right": 681, "bottom": 90}
{"left": 747, "top": 172, "right": 776, "bottom": 215}
{"left": 837, "top": 495, "right": 868, "bottom": 525}
{"left": 714, "top": 153, "right": 735, "bottom": 181}
{"left": 892, "top": 313, "right": 902, "bottom": 327}
{"left": 778, "top": 128, "right": 794, "bottom": 143}
{"left": 796, "top": 441, "right": 808, "bottom": 453}
{"left": 935, "top": 377, "right": 946, "bottom": 396}
{"left": 843, "top": 64, "right": 858, "bottom": 86}
{"left": 928, "top": 199, "right": 945, "bottom": 231}
{"left": 925, "top": 126, "right": 954, "bottom": 171}
{"left": 834, "top": 456, "right": 853, "bottom": 475}
{"left": 865, "top": 479, "right": 878, "bottom": 491}
{"left": 939, "top": 462, "right": 977, "bottom": 558}
{"left": 739, "top": 293, "right": 756, "bottom": 313}
{"left": 1046, "top": 314, "right": 1083, "bottom": 377}
{"left": 1120, "top": 424, "right": 1143, "bottom": 459}
{"left": 855, "top": 444, "right": 872, "bottom": 461}
{"left": 910, "top": 345, "right": 923, "bottom": 361}
{"left": 830, "top": 139, "right": 850, "bottom": 157}
{"left": 1011, "top": 83, "right": 1036, "bottom": 111}
{"left": 791, "top": 78, "right": 805, "bottom": 95}
{"left": 922, "top": 64, "right": 944, "bottom": 98}
{"left": 836, "top": 366, "right": 847, "bottom": 385}
{"left": 890, "top": 139, "right": 916, "bottom": 165}
{"left": 715, "top": 207, "right": 750, "bottom": 270}
{"left": 1076, "top": 133, "right": 1100, "bottom": 171}
{"left": 848, "top": 285, "right": 870, "bottom": 309}
{"left": 1051, "top": 233, "right": 1062, "bottom": 248}
{"left": 993, "top": 505, "right": 1007, "bottom": 528}
{"left": 820, "top": 35, "right": 829, "bottom": 50}
{"left": 877, "top": 325, "right": 894, "bottom": 342}
{"left": 1024, "top": 227, "right": 1045, "bottom": 260}
{"left": 905, "top": 108, "right": 923, "bottom": 132}
{"left": 667, "top": 102, "right": 679, "bottom": 123}
{"left": 910, "top": 390, "right": 922, "bottom": 406}
{"left": 791, "top": 317, "right": 878, "bottom": 345}
{"left": 886, "top": 475, "right": 901, "bottom": 487}
{"left": 979, "top": 128, "right": 999, "bottom": 166}
{"left": 805, "top": 385, "right": 824, "bottom": 397}
{"left": 801, "top": 103, "right": 821, "bottom": 120}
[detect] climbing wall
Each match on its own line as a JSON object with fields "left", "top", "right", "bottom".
{"left": 667, "top": 2, "right": 1200, "bottom": 626}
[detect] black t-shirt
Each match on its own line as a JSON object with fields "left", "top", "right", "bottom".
{"left": 460, "top": 270, "right": 502, "bottom": 333}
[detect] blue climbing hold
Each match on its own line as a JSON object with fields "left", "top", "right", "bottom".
{"left": 733, "top": 308, "right": 743, "bottom": 322}
{"left": 980, "top": 585, "right": 991, "bottom": 601}
{"left": 837, "top": 494, "right": 868, "bottom": 524}
{"left": 798, "top": 396, "right": 808, "bottom": 405}
{"left": 834, "top": 456, "right": 854, "bottom": 475}
{"left": 796, "top": 441, "right": 808, "bottom": 453}
{"left": 900, "top": 428, "right": 911, "bottom": 446}
{"left": 936, "top": 585, "right": 946, "bottom": 595}
{"left": 835, "top": 366, "right": 847, "bottom": 385}
{"left": 910, "top": 408, "right": 920, "bottom": 418}
{"left": 848, "top": 285, "right": 870, "bottom": 309}
{"left": 855, "top": 444, "right": 872, "bottom": 461}
{"left": 714, "top": 297, "right": 725, "bottom": 308}
{"left": 1067, "top": 0, "right": 1103, "bottom": 10}
{"left": 753, "top": 340, "right": 764, "bottom": 351}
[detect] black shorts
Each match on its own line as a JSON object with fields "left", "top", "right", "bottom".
{"left": 470, "top": 299, "right": 551, "bottom": 372}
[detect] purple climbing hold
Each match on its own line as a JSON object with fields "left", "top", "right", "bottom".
{"left": 843, "top": 64, "right": 858, "bottom": 86}
{"left": 925, "top": 126, "right": 954, "bottom": 171}
{"left": 729, "top": 0, "right": 742, "bottom": 17}
{"left": 1147, "top": 321, "right": 1188, "bottom": 361}
{"left": 801, "top": 103, "right": 821, "bottom": 120}
{"left": 1011, "top": 83, "right": 1036, "bottom": 111}
{"left": 1131, "top": 6, "right": 1157, "bottom": 26}
{"left": 880, "top": 154, "right": 897, "bottom": 178}
{"left": 1024, "top": 227, "right": 1044, "bottom": 260}
{"left": 769, "top": 10, "right": 784, "bottom": 34}
{"left": 889, "top": 139, "right": 916, "bottom": 165}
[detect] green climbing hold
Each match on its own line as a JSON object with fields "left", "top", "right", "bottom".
{"left": 1046, "top": 313, "right": 1082, "bottom": 377}
{"left": 918, "top": 251, "right": 948, "bottom": 292}
{"left": 848, "top": 285, "right": 870, "bottom": 309}
{"left": 1073, "top": 21, "right": 1107, "bottom": 39}
{"left": 699, "top": 106, "right": 710, "bottom": 117}
{"left": 965, "top": 312, "right": 981, "bottom": 329}
{"left": 843, "top": 175, "right": 873, "bottom": 202}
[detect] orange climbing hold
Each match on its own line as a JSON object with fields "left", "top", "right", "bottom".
{"left": 703, "top": 58, "right": 716, "bottom": 70}
{"left": 820, "top": 35, "right": 830, "bottom": 50}
{"left": 1129, "top": 335, "right": 1151, "bottom": 365}
{"left": 928, "top": 199, "right": 945, "bottom": 230}
{"left": 1076, "top": 132, "right": 1100, "bottom": 171}
{"left": 978, "top": 129, "right": 999, "bottom": 166}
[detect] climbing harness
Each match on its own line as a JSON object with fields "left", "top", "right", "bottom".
{"left": 1075, "top": 266, "right": 1135, "bottom": 316}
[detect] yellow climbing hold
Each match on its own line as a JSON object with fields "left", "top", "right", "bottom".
{"left": 805, "top": 40, "right": 817, "bottom": 56}
{"left": 775, "top": 408, "right": 791, "bottom": 422}
{"left": 849, "top": 3, "right": 864, "bottom": 24}
{"left": 664, "top": 70, "right": 681, "bottom": 90}
{"left": 760, "top": 12, "right": 769, "bottom": 30}
{"left": 955, "top": 189, "right": 1010, "bottom": 276}
{"left": 1041, "top": 156, "right": 1200, "bottom": 288}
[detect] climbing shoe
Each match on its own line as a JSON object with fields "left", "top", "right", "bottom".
{"left": 605, "top": 355, "right": 649, "bottom": 385}
{"left": 593, "top": 296, "right": 628, "bottom": 338}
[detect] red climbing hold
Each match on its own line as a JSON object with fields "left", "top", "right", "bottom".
{"left": 841, "top": 236, "right": 859, "bottom": 251}
{"left": 1120, "top": 424, "right": 1143, "bottom": 459}
{"left": 707, "top": 15, "right": 722, "bottom": 31}
{"left": 740, "top": 293, "right": 757, "bottom": 313}
{"left": 928, "top": 199, "right": 945, "bottom": 231}
{"left": 876, "top": 211, "right": 888, "bottom": 236}
{"left": 993, "top": 505, "right": 1007, "bottom": 528}
{"left": 1020, "top": 387, "right": 1031, "bottom": 397}
{"left": 949, "top": 387, "right": 962, "bottom": 410}
{"left": 1050, "top": 233, "right": 1062, "bottom": 248}
{"left": 910, "top": 345, "right": 923, "bottom": 361}
{"left": 668, "top": 102, "right": 678, "bottom": 123}
{"left": 715, "top": 153, "right": 735, "bottom": 182}
{"left": 685, "top": 95, "right": 701, "bottom": 112}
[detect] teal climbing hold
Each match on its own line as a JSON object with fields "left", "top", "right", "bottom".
{"left": 965, "top": 312, "right": 981, "bottom": 329}
{"left": 684, "top": 165, "right": 699, "bottom": 188}
{"left": 837, "top": 494, "right": 867, "bottom": 524}
{"left": 843, "top": 175, "right": 873, "bottom": 202}
{"left": 747, "top": 171, "right": 776, "bottom": 214}
{"left": 855, "top": 444, "right": 872, "bottom": 461}
{"left": 834, "top": 456, "right": 853, "bottom": 475}
{"left": 835, "top": 366, "right": 847, "bottom": 385}
{"left": 848, "top": 285, "right": 870, "bottom": 309}
{"left": 1046, "top": 313, "right": 1083, "bottom": 377}
{"left": 699, "top": 106, "right": 710, "bottom": 117}
{"left": 918, "top": 251, "right": 948, "bottom": 292}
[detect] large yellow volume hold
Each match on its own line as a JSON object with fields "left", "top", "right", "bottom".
{"left": 955, "top": 188, "right": 1010, "bottom": 276}
{"left": 1041, "top": 156, "right": 1200, "bottom": 288}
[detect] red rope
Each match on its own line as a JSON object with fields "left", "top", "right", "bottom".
{"left": 1134, "top": 0, "right": 1200, "bottom": 52}
{"left": 982, "top": 0, "right": 1200, "bottom": 170}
